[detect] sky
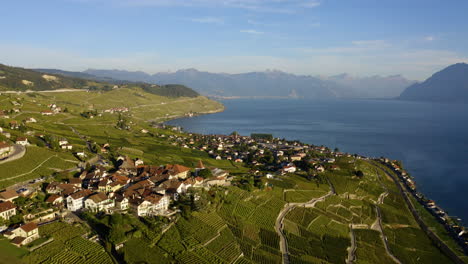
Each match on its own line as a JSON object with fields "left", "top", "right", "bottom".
{"left": 1, "top": 0, "right": 468, "bottom": 80}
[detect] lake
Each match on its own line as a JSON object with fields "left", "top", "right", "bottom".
{"left": 166, "top": 99, "right": 468, "bottom": 223}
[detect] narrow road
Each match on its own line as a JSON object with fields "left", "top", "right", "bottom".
{"left": 275, "top": 178, "right": 336, "bottom": 264}
{"left": 372, "top": 166, "right": 403, "bottom": 264}
{"left": 374, "top": 162, "right": 468, "bottom": 264}
{"left": 0, "top": 144, "right": 26, "bottom": 164}
{"left": 374, "top": 205, "right": 403, "bottom": 264}
{"left": 69, "top": 126, "right": 94, "bottom": 153}
{"left": 346, "top": 226, "right": 357, "bottom": 264}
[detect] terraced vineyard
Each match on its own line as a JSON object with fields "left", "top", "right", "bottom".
{"left": 23, "top": 222, "right": 113, "bottom": 264}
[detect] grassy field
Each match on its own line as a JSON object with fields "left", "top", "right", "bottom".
{"left": 0, "top": 146, "right": 78, "bottom": 188}
{"left": 0, "top": 238, "right": 28, "bottom": 264}
{"left": 354, "top": 229, "right": 394, "bottom": 264}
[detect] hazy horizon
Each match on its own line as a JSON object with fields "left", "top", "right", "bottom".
{"left": 1, "top": 1, "right": 468, "bottom": 81}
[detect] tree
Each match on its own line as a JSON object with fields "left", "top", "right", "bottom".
{"left": 197, "top": 169, "right": 212, "bottom": 178}
{"left": 355, "top": 170, "right": 364, "bottom": 178}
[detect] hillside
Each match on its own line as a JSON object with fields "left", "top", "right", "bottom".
{"left": 0, "top": 71, "right": 465, "bottom": 264}
{"left": 84, "top": 68, "right": 415, "bottom": 99}
{"left": 0, "top": 64, "right": 200, "bottom": 98}
{"left": 399, "top": 63, "right": 468, "bottom": 103}
{"left": 0, "top": 64, "right": 90, "bottom": 91}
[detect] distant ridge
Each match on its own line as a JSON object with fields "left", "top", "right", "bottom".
{"left": 399, "top": 63, "right": 468, "bottom": 103}
{"left": 85, "top": 68, "right": 415, "bottom": 99}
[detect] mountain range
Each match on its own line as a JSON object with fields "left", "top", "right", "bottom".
{"left": 84, "top": 68, "right": 416, "bottom": 99}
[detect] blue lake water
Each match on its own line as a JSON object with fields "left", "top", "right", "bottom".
{"left": 167, "top": 99, "right": 468, "bottom": 223}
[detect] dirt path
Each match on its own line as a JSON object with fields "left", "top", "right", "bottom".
{"left": 275, "top": 178, "right": 336, "bottom": 264}
{"left": 0, "top": 155, "right": 57, "bottom": 181}
{"left": 346, "top": 226, "right": 357, "bottom": 264}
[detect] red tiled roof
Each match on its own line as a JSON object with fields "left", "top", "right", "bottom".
{"left": 0, "top": 190, "right": 18, "bottom": 200}
{"left": 88, "top": 192, "right": 108, "bottom": 203}
{"left": 20, "top": 222, "right": 38, "bottom": 232}
{"left": 0, "top": 201, "right": 16, "bottom": 212}
{"left": 0, "top": 141, "right": 11, "bottom": 149}
{"left": 167, "top": 164, "right": 191, "bottom": 175}
{"left": 11, "top": 236, "right": 26, "bottom": 245}
{"left": 70, "top": 189, "right": 92, "bottom": 200}
{"left": 46, "top": 194, "right": 61, "bottom": 203}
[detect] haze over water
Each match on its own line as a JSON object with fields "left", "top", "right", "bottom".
{"left": 167, "top": 99, "right": 468, "bottom": 223}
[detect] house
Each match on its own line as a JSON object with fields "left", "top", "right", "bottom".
{"left": 290, "top": 155, "right": 302, "bottom": 161}
{"left": 69, "top": 178, "right": 82, "bottom": 188}
{"left": 45, "top": 194, "right": 63, "bottom": 206}
{"left": 58, "top": 139, "right": 68, "bottom": 146}
{"left": 0, "top": 142, "right": 12, "bottom": 158}
{"left": 9, "top": 222, "right": 40, "bottom": 246}
{"left": 282, "top": 164, "right": 297, "bottom": 173}
{"left": 76, "top": 151, "right": 86, "bottom": 158}
{"left": 9, "top": 121, "right": 19, "bottom": 129}
{"left": 15, "top": 137, "right": 28, "bottom": 146}
{"left": 84, "top": 193, "right": 114, "bottom": 213}
{"left": 114, "top": 194, "right": 129, "bottom": 210}
{"left": 315, "top": 165, "right": 325, "bottom": 173}
{"left": 134, "top": 159, "right": 144, "bottom": 166}
{"left": 161, "top": 180, "right": 187, "bottom": 195}
{"left": 330, "top": 165, "right": 340, "bottom": 171}
{"left": 25, "top": 117, "right": 37, "bottom": 123}
{"left": 66, "top": 190, "right": 92, "bottom": 211}
{"left": 193, "top": 177, "right": 204, "bottom": 187}
{"left": 0, "top": 190, "right": 19, "bottom": 202}
{"left": 61, "top": 144, "right": 73, "bottom": 150}
{"left": 212, "top": 168, "right": 229, "bottom": 178}
{"left": 130, "top": 194, "right": 169, "bottom": 217}
{"left": 166, "top": 164, "right": 191, "bottom": 179}
{"left": 0, "top": 201, "right": 16, "bottom": 220}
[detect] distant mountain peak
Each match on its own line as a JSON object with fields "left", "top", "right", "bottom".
{"left": 399, "top": 62, "right": 468, "bottom": 103}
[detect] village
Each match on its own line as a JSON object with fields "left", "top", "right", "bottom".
{"left": 0, "top": 112, "right": 363, "bottom": 249}
{"left": 0, "top": 97, "right": 466, "bottom": 263}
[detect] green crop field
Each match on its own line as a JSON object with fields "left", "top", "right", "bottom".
{"left": 23, "top": 222, "right": 113, "bottom": 264}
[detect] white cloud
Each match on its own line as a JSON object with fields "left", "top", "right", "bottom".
{"left": 301, "top": 0, "right": 321, "bottom": 8}
{"left": 240, "top": 29, "right": 264, "bottom": 34}
{"left": 81, "top": 0, "right": 321, "bottom": 13}
{"left": 424, "top": 36, "right": 435, "bottom": 41}
{"left": 189, "top": 17, "right": 224, "bottom": 24}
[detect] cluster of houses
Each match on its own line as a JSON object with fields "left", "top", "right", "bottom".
{"left": 386, "top": 160, "right": 468, "bottom": 250}
{"left": 43, "top": 157, "right": 231, "bottom": 218}
{"left": 0, "top": 190, "right": 40, "bottom": 247}
{"left": 0, "top": 155, "right": 233, "bottom": 247}
{"left": 41, "top": 103, "right": 62, "bottom": 116}
{"left": 160, "top": 131, "right": 356, "bottom": 178}
{"left": 104, "top": 107, "right": 129, "bottom": 114}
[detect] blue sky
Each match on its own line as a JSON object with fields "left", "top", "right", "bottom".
{"left": 1, "top": 0, "right": 467, "bottom": 80}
